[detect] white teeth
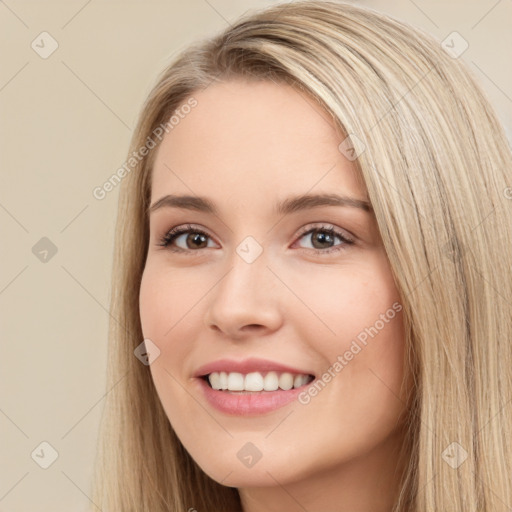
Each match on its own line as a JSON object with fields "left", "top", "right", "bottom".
{"left": 245, "top": 372, "right": 264, "bottom": 391}
{"left": 227, "top": 372, "right": 245, "bottom": 391}
{"left": 294, "top": 374, "right": 307, "bottom": 388}
{"left": 209, "top": 372, "right": 221, "bottom": 390}
{"left": 207, "top": 371, "right": 312, "bottom": 392}
{"left": 278, "top": 372, "right": 294, "bottom": 390}
{"left": 263, "top": 371, "right": 279, "bottom": 391}
{"left": 219, "top": 371, "right": 228, "bottom": 390}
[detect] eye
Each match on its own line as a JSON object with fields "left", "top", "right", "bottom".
{"left": 157, "top": 223, "right": 354, "bottom": 255}
{"left": 294, "top": 224, "right": 354, "bottom": 254}
{"left": 158, "top": 224, "right": 216, "bottom": 252}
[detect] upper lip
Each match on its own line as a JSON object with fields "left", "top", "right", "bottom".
{"left": 193, "top": 357, "right": 315, "bottom": 378}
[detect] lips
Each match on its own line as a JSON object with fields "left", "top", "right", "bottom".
{"left": 193, "top": 357, "right": 316, "bottom": 415}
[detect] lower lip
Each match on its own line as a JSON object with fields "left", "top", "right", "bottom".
{"left": 196, "top": 377, "right": 307, "bottom": 416}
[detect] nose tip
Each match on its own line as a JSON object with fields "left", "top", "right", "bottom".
{"left": 203, "top": 258, "right": 283, "bottom": 340}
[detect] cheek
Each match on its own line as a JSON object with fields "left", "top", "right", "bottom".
{"left": 285, "top": 256, "right": 401, "bottom": 346}
{"left": 139, "top": 266, "right": 197, "bottom": 424}
{"left": 139, "top": 265, "right": 163, "bottom": 339}
{"left": 139, "top": 264, "right": 207, "bottom": 340}
{"left": 138, "top": 265, "right": 194, "bottom": 389}
{"left": 139, "top": 264, "right": 213, "bottom": 391}
{"left": 288, "top": 257, "right": 406, "bottom": 404}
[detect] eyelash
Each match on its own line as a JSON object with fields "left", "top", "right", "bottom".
{"left": 157, "top": 223, "right": 354, "bottom": 255}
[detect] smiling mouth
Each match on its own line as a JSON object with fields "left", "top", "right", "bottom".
{"left": 200, "top": 371, "right": 315, "bottom": 392}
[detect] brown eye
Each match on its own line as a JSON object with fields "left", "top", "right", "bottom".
{"left": 183, "top": 232, "right": 209, "bottom": 249}
{"left": 309, "top": 229, "right": 337, "bottom": 249}
{"left": 296, "top": 225, "right": 354, "bottom": 254}
{"left": 159, "top": 225, "right": 215, "bottom": 251}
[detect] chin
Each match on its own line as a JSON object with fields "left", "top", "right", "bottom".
{"left": 205, "top": 462, "right": 298, "bottom": 488}
{"left": 188, "top": 444, "right": 314, "bottom": 489}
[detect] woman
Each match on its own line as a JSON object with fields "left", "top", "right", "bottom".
{"left": 92, "top": 2, "right": 512, "bottom": 511}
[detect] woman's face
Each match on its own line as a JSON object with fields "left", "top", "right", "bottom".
{"left": 139, "top": 79, "right": 408, "bottom": 492}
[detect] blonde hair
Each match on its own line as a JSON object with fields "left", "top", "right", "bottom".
{"left": 92, "top": 1, "right": 512, "bottom": 510}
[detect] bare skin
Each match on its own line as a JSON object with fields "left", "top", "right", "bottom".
{"left": 139, "top": 78, "right": 410, "bottom": 512}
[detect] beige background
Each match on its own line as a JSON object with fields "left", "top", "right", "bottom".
{"left": 1, "top": 0, "right": 510, "bottom": 510}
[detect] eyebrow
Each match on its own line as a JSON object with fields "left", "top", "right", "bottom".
{"left": 147, "top": 193, "right": 372, "bottom": 216}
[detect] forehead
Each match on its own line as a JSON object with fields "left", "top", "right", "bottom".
{"left": 150, "top": 79, "right": 366, "bottom": 203}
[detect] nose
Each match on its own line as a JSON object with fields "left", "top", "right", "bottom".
{"left": 203, "top": 249, "right": 284, "bottom": 340}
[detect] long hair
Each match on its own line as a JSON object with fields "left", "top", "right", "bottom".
{"left": 91, "top": 2, "right": 512, "bottom": 510}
